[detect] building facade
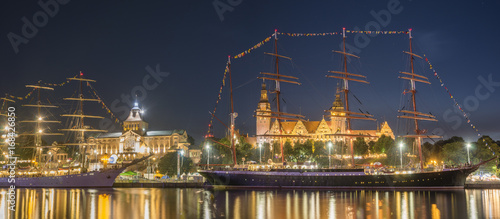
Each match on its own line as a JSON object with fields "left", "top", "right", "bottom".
{"left": 255, "top": 82, "right": 394, "bottom": 146}
{"left": 88, "top": 102, "right": 195, "bottom": 161}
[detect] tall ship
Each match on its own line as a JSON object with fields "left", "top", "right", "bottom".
{"left": 199, "top": 29, "right": 495, "bottom": 189}
{"left": 0, "top": 73, "right": 147, "bottom": 188}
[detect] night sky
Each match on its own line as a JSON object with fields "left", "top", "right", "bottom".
{"left": 1, "top": 0, "right": 499, "bottom": 144}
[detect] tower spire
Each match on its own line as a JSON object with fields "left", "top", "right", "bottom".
{"left": 333, "top": 83, "right": 343, "bottom": 108}
{"left": 260, "top": 82, "right": 269, "bottom": 103}
{"left": 124, "top": 98, "right": 148, "bottom": 135}
{"left": 134, "top": 95, "right": 139, "bottom": 108}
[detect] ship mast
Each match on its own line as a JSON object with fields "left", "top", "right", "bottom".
{"left": 0, "top": 97, "right": 16, "bottom": 117}
{"left": 326, "top": 28, "right": 375, "bottom": 167}
{"left": 257, "top": 29, "right": 303, "bottom": 164}
{"left": 204, "top": 58, "right": 239, "bottom": 166}
{"left": 19, "top": 82, "right": 63, "bottom": 167}
{"left": 228, "top": 56, "right": 238, "bottom": 165}
{"left": 274, "top": 29, "right": 284, "bottom": 164}
{"left": 397, "top": 29, "right": 440, "bottom": 170}
{"left": 1, "top": 96, "right": 16, "bottom": 150}
{"left": 59, "top": 72, "right": 107, "bottom": 170}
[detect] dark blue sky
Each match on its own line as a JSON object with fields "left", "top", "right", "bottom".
{"left": 1, "top": 0, "right": 499, "bottom": 144}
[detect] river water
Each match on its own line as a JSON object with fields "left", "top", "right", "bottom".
{"left": 1, "top": 188, "right": 499, "bottom": 218}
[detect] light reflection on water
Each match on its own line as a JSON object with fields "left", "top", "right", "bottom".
{"left": 0, "top": 188, "right": 499, "bottom": 218}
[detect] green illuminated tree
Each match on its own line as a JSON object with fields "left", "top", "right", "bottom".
{"left": 441, "top": 142, "right": 467, "bottom": 165}
{"left": 353, "top": 137, "right": 368, "bottom": 155}
{"left": 372, "top": 135, "right": 394, "bottom": 154}
{"left": 235, "top": 137, "right": 253, "bottom": 164}
{"left": 473, "top": 136, "right": 500, "bottom": 174}
{"left": 158, "top": 152, "right": 194, "bottom": 177}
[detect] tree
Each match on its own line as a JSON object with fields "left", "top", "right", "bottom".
{"left": 236, "top": 137, "right": 253, "bottom": 164}
{"left": 158, "top": 152, "right": 194, "bottom": 177}
{"left": 283, "top": 140, "right": 295, "bottom": 162}
{"left": 271, "top": 142, "right": 280, "bottom": 163}
{"left": 294, "top": 140, "right": 313, "bottom": 162}
{"left": 353, "top": 137, "right": 368, "bottom": 155}
{"left": 422, "top": 141, "right": 434, "bottom": 163}
{"left": 442, "top": 142, "right": 467, "bottom": 165}
{"left": 312, "top": 141, "right": 328, "bottom": 167}
{"left": 373, "top": 135, "right": 394, "bottom": 154}
{"left": 200, "top": 137, "right": 233, "bottom": 165}
{"left": 367, "top": 141, "right": 375, "bottom": 153}
{"left": 473, "top": 136, "right": 500, "bottom": 174}
{"left": 250, "top": 142, "right": 272, "bottom": 164}
{"left": 187, "top": 135, "right": 195, "bottom": 146}
{"left": 432, "top": 136, "right": 463, "bottom": 160}
{"left": 436, "top": 136, "right": 464, "bottom": 146}
{"left": 312, "top": 141, "right": 326, "bottom": 158}
{"left": 282, "top": 140, "right": 316, "bottom": 163}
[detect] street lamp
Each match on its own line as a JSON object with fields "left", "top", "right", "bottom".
{"left": 177, "top": 149, "right": 184, "bottom": 180}
{"left": 181, "top": 150, "right": 184, "bottom": 177}
{"left": 205, "top": 143, "right": 210, "bottom": 168}
{"left": 399, "top": 142, "right": 403, "bottom": 169}
{"left": 152, "top": 157, "right": 156, "bottom": 174}
{"left": 94, "top": 150, "right": 98, "bottom": 171}
{"left": 259, "top": 143, "right": 262, "bottom": 164}
{"left": 328, "top": 141, "right": 333, "bottom": 169}
{"left": 467, "top": 143, "right": 471, "bottom": 164}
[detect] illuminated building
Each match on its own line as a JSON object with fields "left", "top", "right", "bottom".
{"left": 88, "top": 102, "right": 197, "bottom": 160}
{"left": 254, "top": 82, "right": 394, "bottom": 145}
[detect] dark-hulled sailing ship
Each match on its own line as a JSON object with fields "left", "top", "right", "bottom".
{"left": 199, "top": 29, "right": 494, "bottom": 189}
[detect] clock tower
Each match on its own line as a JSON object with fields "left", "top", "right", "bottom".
{"left": 256, "top": 82, "right": 271, "bottom": 143}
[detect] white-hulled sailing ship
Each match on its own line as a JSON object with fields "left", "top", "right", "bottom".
{"left": 0, "top": 73, "right": 149, "bottom": 188}
{"left": 199, "top": 29, "right": 495, "bottom": 189}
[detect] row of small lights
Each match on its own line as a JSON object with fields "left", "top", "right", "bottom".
{"left": 201, "top": 141, "right": 475, "bottom": 164}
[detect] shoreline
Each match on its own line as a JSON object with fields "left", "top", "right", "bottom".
{"left": 464, "top": 181, "right": 500, "bottom": 189}
{"left": 110, "top": 180, "right": 500, "bottom": 189}
{"left": 113, "top": 181, "right": 204, "bottom": 188}
{"left": 2, "top": 180, "right": 497, "bottom": 189}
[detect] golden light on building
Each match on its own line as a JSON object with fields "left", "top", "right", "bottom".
{"left": 100, "top": 154, "right": 109, "bottom": 168}
{"left": 254, "top": 83, "right": 394, "bottom": 146}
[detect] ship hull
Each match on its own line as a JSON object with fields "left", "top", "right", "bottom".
{"left": 0, "top": 168, "right": 125, "bottom": 188}
{"left": 199, "top": 166, "right": 478, "bottom": 189}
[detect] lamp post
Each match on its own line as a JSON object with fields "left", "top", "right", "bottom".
{"left": 182, "top": 151, "right": 185, "bottom": 180}
{"left": 205, "top": 143, "right": 210, "bottom": 168}
{"left": 328, "top": 141, "right": 333, "bottom": 169}
{"left": 94, "top": 150, "right": 98, "bottom": 171}
{"left": 152, "top": 157, "right": 156, "bottom": 175}
{"left": 467, "top": 143, "right": 471, "bottom": 164}
{"left": 259, "top": 143, "right": 262, "bottom": 164}
{"left": 177, "top": 149, "right": 184, "bottom": 180}
{"left": 399, "top": 142, "right": 403, "bottom": 169}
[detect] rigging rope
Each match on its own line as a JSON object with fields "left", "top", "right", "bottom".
{"left": 86, "top": 82, "right": 122, "bottom": 124}
{"left": 206, "top": 62, "right": 229, "bottom": 137}
{"left": 423, "top": 55, "right": 482, "bottom": 137}
{"left": 6, "top": 89, "right": 35, "bottom": 101}
{"left": 4, "top": 75, "right": 75, "bottom": 101}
